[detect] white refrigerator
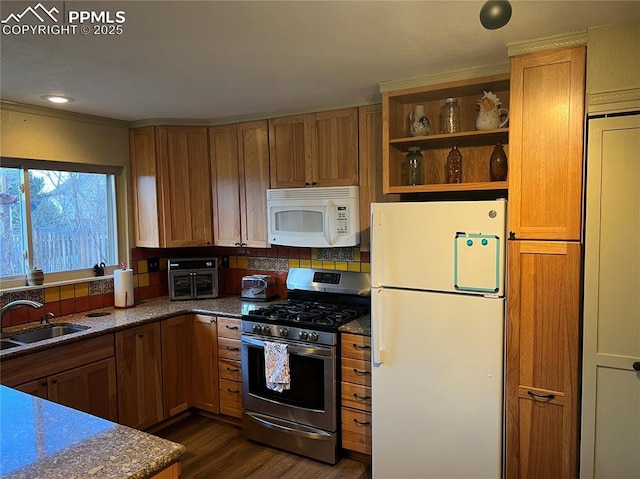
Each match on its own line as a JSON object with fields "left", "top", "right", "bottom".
{"left": 371, "top": 199, "right": 506, "bottom": 479}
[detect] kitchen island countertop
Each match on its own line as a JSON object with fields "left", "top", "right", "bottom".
{"left": 0, "top": 385, "right": 184, "bottom": 479}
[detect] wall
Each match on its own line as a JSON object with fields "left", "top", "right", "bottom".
{"left": 0, "top": 102, "right": 133, "bottom": 268}
{"left": 586, "top": 20, "right": 640, "bottom": 113}
{"left": 0, "top": 245, "right": 370, "bottom": 328}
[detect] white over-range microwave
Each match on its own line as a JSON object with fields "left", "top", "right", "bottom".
{"left": 266, "top": 186, "right": 359, "bottom": 248}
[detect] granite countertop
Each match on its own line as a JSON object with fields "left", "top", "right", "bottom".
{"left": 1, "top": 295, "right": 370, "bottom": 360}
{"left": 0, "top": 295, "right": 284, "bottom": 360}
{"left": 338, "top": 314, "right": 371, "bottom": 336}
{"left": 0, "top": 385, "right": 185, "bottom": 479}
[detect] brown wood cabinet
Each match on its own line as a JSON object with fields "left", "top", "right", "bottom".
{"left": 506, "top": 241, "right": 581, "bottom": 479}
{"left": 505, "top": 46, "right": 586, "bottom": 479}
{"left": 2, "top": 334, "right": 117, "bottom": 422}
{"left": 130, "top": 126, "right": 213, "bottom": 248}
{"left": 269, "top": 108, "right": 358, "bottom": 188}
{"left": 340, "top": 333, "right": 372, "bottom": 455}
{"left": 217, "top": 317, "right": 242, "bottom": 418}
{"left": 130, "top": 127, "right": 161, "bottom": 248}
{"left": 209, "top": 121, "right": 270, "bottom": 248}
{"left": 161, "top": 315, "right": 192, "bottom": 418}
{"left": 508, "top": 47, "right": 586, "bottom": 241}
{"left": 357, "top": 104, "right": 400, "bottom": 252}
{"left": 47, "top": 358, "right": 118, "bottom": 422}
{"left": 192, "top": 314, "right": 219, "bottom": 414}
{"left": 382, "top": 74, "right": 510, "bottom": 194}
{"left": 116, "top": 322, "right": 164, "bottom": 429}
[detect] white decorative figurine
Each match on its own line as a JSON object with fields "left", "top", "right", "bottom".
{"left": 475, "top": 91, "right": 509, "bottom": 130}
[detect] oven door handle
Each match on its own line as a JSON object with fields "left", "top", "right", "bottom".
{"left": 248, "top": 412, "right": 333, "bottom": 440}
{"left": 242, "top": 336, "right": 333, "bottom": 358}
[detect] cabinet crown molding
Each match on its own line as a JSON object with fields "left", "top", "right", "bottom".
{"left": 378, "top": 63, "right": 510, "bottom": 93}
{"left": 507, "top": 30, "right": 587, "bottom": 57}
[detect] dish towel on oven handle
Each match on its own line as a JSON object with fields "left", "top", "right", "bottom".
{"left": 264, "top": 341, "right": 290, "bottom": 392}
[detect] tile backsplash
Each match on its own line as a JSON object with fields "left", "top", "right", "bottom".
{"left": 0, "top": 245, "right": 369, "bottom": 328}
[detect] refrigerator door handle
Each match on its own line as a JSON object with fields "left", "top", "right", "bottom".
{"left": 370, "top": 209, "right": 383, "bottom": 288}
{"left": 372, "top": 288, "right": 384, "bottom": 366}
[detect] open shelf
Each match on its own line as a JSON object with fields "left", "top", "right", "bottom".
{"left": 382, "top": 73, "right": 510, "bottom": 195}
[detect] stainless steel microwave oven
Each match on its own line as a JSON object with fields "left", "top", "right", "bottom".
{"left": 168, "top": 258, "right": 218, "bottom": 300}
{"left": 266, "top": 186, "right": 359, "bottom": 248}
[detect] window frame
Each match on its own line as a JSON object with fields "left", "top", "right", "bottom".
{"left": 0, "top": 158, "right": 123, "bottom": 290}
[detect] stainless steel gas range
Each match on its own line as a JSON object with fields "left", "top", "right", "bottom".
{"left": 241, "top": 267, "right": 370, "bottom": 464}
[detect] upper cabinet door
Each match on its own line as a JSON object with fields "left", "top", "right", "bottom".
{"left": 312, "top": 107, "right": 359, "bottom": 187}
{"left": 508, "top": 47, "right": 586, "bottom": 241}
{"left": 238, "top": 120, "right": 270, "bottom": 248}
{"left": 210, "top": 124, "right": 242, "bottom": 247}
{"left": 130, "top": 127, "right": 161, "bottom": 248}
{"left": 269, "top": 114, "right": 312, "bottom": 188}
{"left": 158, "top": 126, "right": 213, "bottom": 247}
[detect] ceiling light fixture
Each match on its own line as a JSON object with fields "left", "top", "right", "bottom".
{"left": 41, "top": 95, "right": 74, "bottom": 104}
{"left": 480, "top": 1, "right": 512, "bottom": 30}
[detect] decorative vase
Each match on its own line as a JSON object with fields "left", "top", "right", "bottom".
{"left": 489, "top": 142, "right": 508, "bottom": 181}
{"left": 409, "top": 105, "right": 431, "bottom": 137}
{"left": 446, "top": 146, "right": 462, "bottom": 183}
{"left": 26, "top": 268, "right": 44, "bottom": 286}
{"left": 475, "top": 91, "right": 509, "bottom": 130}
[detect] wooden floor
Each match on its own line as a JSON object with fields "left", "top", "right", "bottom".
{"left": 156, "top": 413, "right": 371, "bottom": 479}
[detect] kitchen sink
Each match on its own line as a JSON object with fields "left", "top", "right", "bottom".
{"left": 0, "top": 339, "right": 23, "bottom": 350}
{"left": 6, "top": 323, "right": 90, "bottom": 344}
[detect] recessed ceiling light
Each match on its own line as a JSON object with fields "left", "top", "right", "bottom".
{"left": 41, "top": 95, "right": 74, "bottom": 104}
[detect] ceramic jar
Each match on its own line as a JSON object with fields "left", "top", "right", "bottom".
{"left": 409, "top": 105, "right": 431, "bottom": 137}
{"left": 475, "top": 91, "right": 509, "bottom": 130}
{"left": 26, "top": 268, "right": 44, "bottom": 286}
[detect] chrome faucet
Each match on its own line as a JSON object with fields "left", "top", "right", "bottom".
{"left": 0, "top": 300, "right": 44, "bottom": 335}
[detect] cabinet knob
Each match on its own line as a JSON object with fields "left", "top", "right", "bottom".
{"left": 633, "top": 362, "right": 640, "bottom": 371}
{"left": 138, "top": 333, "right": 144, "bottom": 338}
{"left": 353, "top": 368, "right": 371, "bottom": 376}
{"left": 509, "top": 231, "right": 516, "bottom": 240}
{"left": 40, "top": 381, "right": 47, "bottom": 387}
{"left": 227, "top": 388, "right": 240, "bottom": 394}
{"left": 354, "top": 393, "right": 371, "bottom": 401}
{"left": 226, "top": 325, "right": 239, "bottom": 330}
{"left": 50, "top": 379, "right": 57, "bottom": 384}
{"left": 234, "top": 242, "right": 241, "bottom": 246}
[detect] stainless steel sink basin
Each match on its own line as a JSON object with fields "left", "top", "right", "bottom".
{"left": 7, "top": 323, "right": 90, "bottom": 344}
{"left": 0, "top": 339, "right": 22, "bottom": 350}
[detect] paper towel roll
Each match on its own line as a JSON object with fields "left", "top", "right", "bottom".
{"left": 114, "top": 269, "right": 134, "bottom": 308}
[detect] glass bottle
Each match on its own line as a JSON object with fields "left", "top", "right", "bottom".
{"left": 446, "top": 146, "right": 462, "bottom": 183}
{"left": 441, "top": 98, "right": 461, "bottom": 134}
{"left": 489, "top": 142, "right": 508, "bottom": 181}
{"left": 403, "top": 146, "right": 424, "bottom": 185}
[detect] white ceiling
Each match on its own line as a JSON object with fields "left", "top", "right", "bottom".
{"left": 1, "top": 0, "right": 639, "bottom": 122}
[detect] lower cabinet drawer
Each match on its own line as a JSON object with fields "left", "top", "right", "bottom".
{"left": 218, "top": 338, "right": 241, "bottom": 361}
{"left": 219, "top": 378, "right": 242, "bottom": 418}
{"left": 341, "top": 382, "right": 372, "bottom": 412}
{"left": 342, "top": 407, "right": 372, "bottom": 455}
{"left": 219, "top": 359, "right": 241, "bottom": 382}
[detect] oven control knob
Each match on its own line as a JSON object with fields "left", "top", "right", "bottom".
{"left": 262, "top": 326, "right": 272, "bottom": 336}
{"left": 279, "top": 328, "right": 289, "bottom": 338}
{"left": 299, "top": 331, "right": 309, "bottom": 341}
{"left": 252, "top": 324, "right": 263, "bottom": 334}
{"left": 309, "top": 332, "right": 319, "bottom": 342}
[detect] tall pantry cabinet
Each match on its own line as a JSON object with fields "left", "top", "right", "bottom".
{"left": 506, "top": 46, "right": 586, "bottom": 478}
